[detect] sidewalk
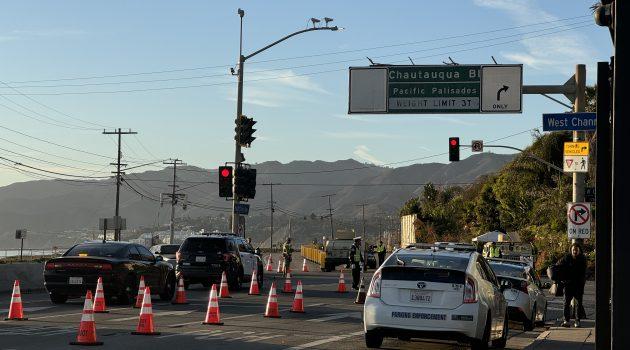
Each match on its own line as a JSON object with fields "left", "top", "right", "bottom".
{"left": 525, "top": 321, "right": 594, "bottom": 350}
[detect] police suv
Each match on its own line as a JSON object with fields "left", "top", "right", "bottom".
{"left": 363, "top": 243, "right": 509, "bottom": 349}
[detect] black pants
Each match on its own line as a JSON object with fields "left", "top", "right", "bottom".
{"left": 352, "top": 267, "right": 361, "bottom": 288}
{"left": 563, "top": 286, "right": 584, "bottom": 322}
{"left": 378, "top": 252, "right": 386, "bottom": 267}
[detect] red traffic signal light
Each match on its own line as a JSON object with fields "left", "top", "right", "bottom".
{"left": 449, "top": 137, "right": 460, "bottom": 162}
{"left": 218, "top": 166, "right": 233, "bottom": 198}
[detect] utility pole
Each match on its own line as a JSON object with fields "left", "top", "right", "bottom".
{"left": 321, "top": 194, "right": 336, "bottom": 240}
{"left": 356, "top": 203, "right": 368, "bottom": 240}
{"left": 262, "top": 183, "right": 277, "bottom": 252}
{"left": 163, "top": 159, "right": 185, "bottom": 244}
{"left": 102, "top": 128, "right": 137, "bottom": 241}
{"left": 230, "top": 9, "right": 339, "bottom": 235}
{"left": 572, "top": 64, "right": 586, "bottom": 246}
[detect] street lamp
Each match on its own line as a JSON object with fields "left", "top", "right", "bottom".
{"left": 230, "top": 10, "right": 341, "bottom": 235}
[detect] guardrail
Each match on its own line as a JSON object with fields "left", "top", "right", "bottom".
{"left": 301, "top": 244, "right": 326, "bottom": 266}
{"left": 0, "top": 248, "right": 66, "bottom": 262}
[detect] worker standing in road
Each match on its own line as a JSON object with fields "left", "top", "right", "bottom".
{"left": 349, "top": 237, "right": 364, "bottom": 290}
{"left": 282, "top": 237, "right": 293, "bottom": 277}
{"left": 375, "top": 240, "right": 386, "bottom": 267}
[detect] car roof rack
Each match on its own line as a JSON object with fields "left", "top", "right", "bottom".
{"left": 405, "top": 242, "right": 477, "bottom": 252}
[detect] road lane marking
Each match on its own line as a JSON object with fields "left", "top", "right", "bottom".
{"left": 107, "top": 310, "right": 194, "bottom": 322}
{"left": 194, "top": 330, "right": 240, "bottom": 340}
{"left": 307, "top": 312, "right": 362, "bottom": 322}
{"left": 0, "top": 306, "right": 54, "bottom": 313}
{"left": 156, "top": 329, "right": 214, "bottom": 339}
{"left": 26, "top": 307, "right": 127, "bottom": 320}
{"left": 244, "top": 334, "right": 282, "bottom": 342}
{"left": 287, "top": 331, "right": 364, "bottom": 349}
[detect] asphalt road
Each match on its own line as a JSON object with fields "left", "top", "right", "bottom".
{"left": 0, "top": 259, "right": 566, "bottom": 350}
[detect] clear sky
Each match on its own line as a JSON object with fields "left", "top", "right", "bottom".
{"left": 0, "top": 0, "right": 612, "bottom": 186}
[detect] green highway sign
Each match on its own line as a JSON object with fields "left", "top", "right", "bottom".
{"left": 388, "top": 65, "right": 480, "bottom": 113}
{"left": 348, "top": 64, "right": 522, "bottom": 114}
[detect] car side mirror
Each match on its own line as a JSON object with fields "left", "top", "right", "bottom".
{"left": 541, "top": 281, "right": 552, "bottom": 290}
{"left": 155, "top": 255, "right": 164, "bottom": 262}
{"left": 499, "top": 279, "right": 512, "bottom": 292}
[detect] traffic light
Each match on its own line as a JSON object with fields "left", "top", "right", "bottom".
{"left": 235, "top": 115, "right": 256, "bottom": 147}
{"left": 234, "top": 167, "right": 256, "bottom": 199}
{"left": 218, "top": 166, "right": 233, "bottom": 198}
{"left": 449, "top": 137, "right": 460, "bottom": 162}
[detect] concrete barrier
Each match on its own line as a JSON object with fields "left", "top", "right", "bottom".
{"left": 0, "top": 262, "right": 45, "bottom": 293}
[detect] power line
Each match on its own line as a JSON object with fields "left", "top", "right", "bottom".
{"left": 0, "top": 23, "right": 593, "bottom": 96}
{"left": 2, "top": 15, "right": 589, "bottom": 86}
{"left": 0, "top": 155, "right": 112, "bottom": 178}
{"left": 0, "top": 135, "right": 109, "bottom": 167}
{"left": 0, "top": 146, "right": 112, "bottom": 174}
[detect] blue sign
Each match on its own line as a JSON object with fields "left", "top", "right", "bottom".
{"left": 542, "top": 112, "right": 596, "bottom": 131}
{"left": 234, "top": 203, "right": 250, "bottom": 215}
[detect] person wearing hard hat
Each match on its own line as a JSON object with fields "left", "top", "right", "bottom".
{"left": 485, "top": 242, "right": 502, "bottom": 258}
{"left": 349, "top": 237, "right": 364, "bottom": 290}
{"left": 375, "top": 240, "right": 386, "bottom": 267}
{"left": 282, "top": 237, "right": 293, "bottom": 277}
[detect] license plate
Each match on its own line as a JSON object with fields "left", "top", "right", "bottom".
{"left": 410, "top": 290, "right": 432, "bottom": 303}
{"left": 195, "top": 256, "right": 206, "bottom": 263}
{"left": 68, "top": 277, "right": 83, "bottom": 285}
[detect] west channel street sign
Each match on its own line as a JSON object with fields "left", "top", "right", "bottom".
{"left": 564, "top": 155, "right": 589, "bottom": 173}
{"left": 564, "top": 142, "right": 589, "bottom": 156}
{"left": 480, "top": 65, "right": 523, "bottom": 113}
{"left": 348, "top": 64, "right": 523, "bottom": 114}
{"left": 542, "top": 112, "right": 596, "bottom": 131}
{"left": 471, "top": 140, "right": 484, "bottom": 152}
{"left": 567, "top": 202, "right": 591, "bottom": 239}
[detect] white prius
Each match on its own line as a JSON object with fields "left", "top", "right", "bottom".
{"left": 363, "top": 244, "right": 509, "bottom": 349}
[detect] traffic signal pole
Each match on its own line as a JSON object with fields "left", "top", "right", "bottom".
{"left": 571, "top": 65, "right": 586, "bottom": 243}
{"left": 230, "top": 9, "right": 339, "bottom": 235}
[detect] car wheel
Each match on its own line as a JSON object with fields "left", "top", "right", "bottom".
{"left": 538, "top": 302, "right": 547, "bottom": 325}
{"left": 229, "top": 267, "right": 242, "bottom": 291}
{"left": 523, "top": 305, "right": 535, "bottom": 331}
{"left": 49, "top": 293, "right": 68, "bottom": 304}
{"left": 183, "top": 280, "right": 190, "bottom": 290}
{"left": 492, "top": 312, "right": 509, "bottom": 348}
{"left": 365, "top": 330, "right": 383, "bottom": 348}
{"left": 257, "top": 266, "right": 264, "bottom": 289}
{"left": 118, "top": 275, "right": 137, "bottom": 305}
{"left": 471, "top": 313, "right": 491, "bottom": 350}
{"left": 160, "top": 273, "right": 176, "bottom": 301}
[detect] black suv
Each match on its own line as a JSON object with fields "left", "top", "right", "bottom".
{"left": 176, "top": 234, "right": 245, "bottom": 290}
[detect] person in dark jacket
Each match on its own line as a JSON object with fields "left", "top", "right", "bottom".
{"left": 558, "top": 243, "right": 587, "bottom": 328}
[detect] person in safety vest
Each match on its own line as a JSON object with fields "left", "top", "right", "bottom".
{"left": 375, "top": 240, "right": 386, "bottom": 267}
{"left": 282, "top": 237, "right": 293, "bottom": 276}
{"left": 485, "top": 242, "right": 502, "bottom": 258}
{"left": 349, "top": 237, "right": 364, "bottom": 290}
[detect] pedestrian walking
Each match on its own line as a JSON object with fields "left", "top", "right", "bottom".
{"left": 557, "top": 243, "right": 587, "bottom": 328}
{"left": 282, "top": 237, "right": 293, "bottom": 277}
{"left": 349, "top": 237, "right": 364, "bottom": 290}
{"left": 375, "top": 240, "right": 386, "bottom": 267}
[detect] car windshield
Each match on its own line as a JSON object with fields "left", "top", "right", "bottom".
{"left": 180, "top": 238, "right": 226, "bottom": 254}
{"left": 64, "top": 244, "right": 128, "bottom": 258}
{"left": 160, "top": 245, "right": 180, "bottom": 254}
{"left": 386, "top": 253, "right": 469, "bottom": 271}
{"left": 489, "top": 262, "right": 528, "bottom": 279}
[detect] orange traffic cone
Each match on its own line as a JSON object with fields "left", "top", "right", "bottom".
{"left": 290, "top": 280, "right": 305, "bottom": 313}
{"left": 249, "top": 269, "right": 260, "bottom": 295}
{"left": 302, "top": 258, "right": 309, "bottom": 272}
{"left": 337, "top": 269, "right": 348, "bottom": 293}
{"left": 282, "top": 271, "right": 293, "bottom": 293}
{"left": 132, "top": 286, "right": 160, "bottom": 335}
{"left": 70, "top": 290, "right": 103, "bottom": 346}
{"left": 134, "top": 276, "right": 146, "bottom": 308}
{"left": 5, "top": 280, "right": 27, "bottom": 321}
{"left": 171, "top": 276, "right": 188, "bottom": 305}
{"left": 265, "top": 256, "right": 273, "bottom": 272}
{"left": 93, "top": 277, "right": 108, "bottom": 313}
{"left": 277, "top": 257, "right": 284, "bottom": 273}
{"left": 202, "top": 284, "right": 224, "bottom": 325}
{"left": 264, "top": 282, "right": 281, "bottom": 318}
{"left": 219, "top": 272, "right": 231, "bottom": 298}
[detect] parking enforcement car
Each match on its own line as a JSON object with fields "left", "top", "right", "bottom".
{"left": 488, "top": 259, "right": 549, "bottom": 331}
{"left": 363, "top": 244, "right": 509, "bottom": 349}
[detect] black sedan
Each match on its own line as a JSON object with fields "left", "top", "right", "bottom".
{"left": 44, "top": 241, "right": 176, "bottom": 304}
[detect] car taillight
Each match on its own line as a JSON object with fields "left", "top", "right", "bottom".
{"left": 367, "top": 270, "right": 382, "bottom": 298}
{"left": 463, "top": 276, "right": 477, "bottom": 303}
{"left": 223, "top": 253, "right": 233, "bottom": 262}
{"left": 45, "top": 262, "right": 55, "bottom": 270}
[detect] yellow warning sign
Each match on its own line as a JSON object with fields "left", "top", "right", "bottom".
{"left": 564, "top": 142, "right": 589, "bottom": 156}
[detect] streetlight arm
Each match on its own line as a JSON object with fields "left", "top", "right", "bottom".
{"left": 244, "top": 26, "right": 338, "bottom": 61}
